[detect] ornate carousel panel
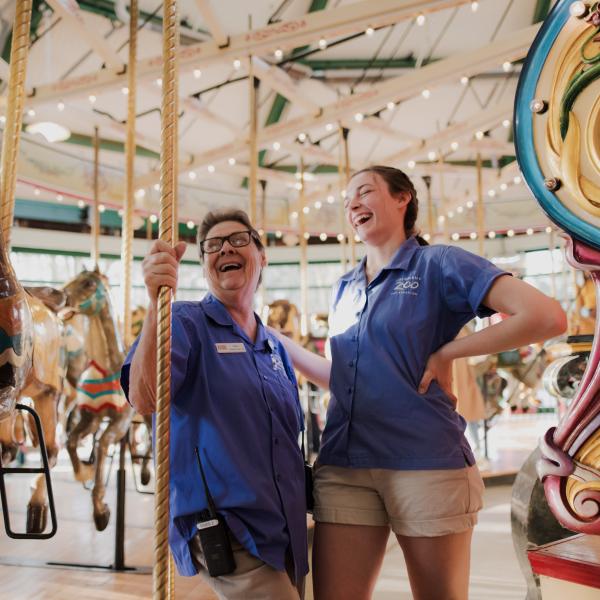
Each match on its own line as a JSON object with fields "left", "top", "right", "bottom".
{"left": 515, "top": 0, "right": 600, "bottom": 534}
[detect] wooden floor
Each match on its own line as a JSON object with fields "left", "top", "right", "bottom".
{"left": 0, "top": 411, "right": 555, "bottom": 599}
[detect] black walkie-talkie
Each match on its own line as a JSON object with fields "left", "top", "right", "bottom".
{"left": 194, "top": 446, "right": 236, "bottom": 577}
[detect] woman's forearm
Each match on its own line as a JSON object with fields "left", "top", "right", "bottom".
{"left": 271, "top": 329, "right": 332, "bottom": 389}
{"left": 129, "top": 302, "right": 158, "bottom": 414}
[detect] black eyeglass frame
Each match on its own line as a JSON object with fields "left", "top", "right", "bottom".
{"left": 199, "top": 230, "right": 260, "bottom": 254}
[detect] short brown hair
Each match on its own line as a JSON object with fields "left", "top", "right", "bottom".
{"left": 197, "top": 209, "right": 263, "bottom": 261}
{"left": 350, "top": 166, "right": 418, "bottom": 237}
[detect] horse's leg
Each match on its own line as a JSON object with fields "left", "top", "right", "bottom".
{"left": 66, "top": 409, "right": 98, "bottom": 484}
{"left": 92, "top": 408, "right": 133, "bottom": 531}
{"left": 25, "top": 390, "right": 59, "bottom": 533}
{"left": 140, "top": 414, "right": 153, "bottom": 486}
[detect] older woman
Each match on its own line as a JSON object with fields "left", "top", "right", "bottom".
{"left": 275, "top": 165, "right": 567, "bottom": 600}
{"left": 121, "top": 209, "right": 307, "bottom": 600}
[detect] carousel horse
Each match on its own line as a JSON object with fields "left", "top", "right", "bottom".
{"left": 128, "top": 305, "right": 153, "bottom": 487}
{"left": 64, "top": 268, "right": 134, "bottom": 531}
{"left": 511, "top": 2, "right": 600, "bottom": 597}
{"left": 0, "top": 280, "right": 68, "bottom": 535}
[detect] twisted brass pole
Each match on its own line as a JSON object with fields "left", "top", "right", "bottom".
{"left": 341, "top": 127, "right": 356, "bottom": 266}
{"left": 337, "top": 125, "right": 348, "bottom": 273}
{"left": 92, "top": 126, "right": 100, "bottom": 268}
{"left": 154, "top": 0, "right": 179, "bottom": 597}
{"left": 249, "top": 63, "right": 259, "bottom": 224}
{"left": 476, "top": 152, "right": 484, "bottom": 256}
{"left": 298, "top": 159, "right": 309, "bottom": 338}
{"left": 121, "top": 0, "right": 138, "bottom": 350}
{"left": 0, "top": 0, "right": 33, "bottom": 249}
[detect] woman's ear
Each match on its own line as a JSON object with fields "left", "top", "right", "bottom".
{"left": 394, "top": 191, "right": 412, "bottom": 208}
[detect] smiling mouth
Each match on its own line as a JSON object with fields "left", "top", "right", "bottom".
{"left": 353, "top": 214, "right": 372, "bottom": 227}
{"left": 219, "top": 262, "right": 242, "bottom": 273}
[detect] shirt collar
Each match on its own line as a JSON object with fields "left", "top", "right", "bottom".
{"left": 202, "top": 293, "right": 271, "bottom": 350}
{"left": 339, "top": 236, "right": 421, "bottom": 284}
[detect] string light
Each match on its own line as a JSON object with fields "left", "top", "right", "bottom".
{"left": 456, "top": 206, "right": 464, "bottom": 214}
{"left": 354, "top": 113, "right": 364, "bottom": 122}
{"left": 450, "top": 141, "right": 459, "bottom": 151}
{"left": 233, "top": 59, "right": 242, "bottom": 70}
{"left": 500, "top": 183, "right": 508, "bottom": 191}
{"left": 423, "top": 233, "right": 431, "bottom": 242}
{"left": 325, "top": 123, "right": 334, "bottom": 132}
{"left": 56, "top": 194, "right": 63, "bottom": 202}
{"left": 502, "top": 61, "right": 513, "bottom": 73}
{"left": 272, "top": 141, "right": 281, "bottom": 151}
{"left": 545, "top": 226, "right": 552, "bottom": 233}
{"left": 507, "top": 229, "right": 515, "bottom": 237}
{"left": 327, "top": 194, "right": 335, "bottom": 204}
{"left": 303, "top": 232, "right": 310, "bottom": 240}
{"left": 319, "top": 233, "right": 328, "bottom": 241}
{"left": 298, "top": 132, "right": 307, "bottom": 142}
{"left": 475, "top": 130, "right": 484, "bottom": 140}
{"left": 89, "top": 95, "right": 97, "bottom": 104}
{"left": 488, "top": 189, "right": 496, "bottom": 197}
{"left": 228, "top": 157, "right": 236, "bottom": 166}
{"left": 188, "top": 171, "right": 197, "bottom": 180}
{"left": 460, "top": 75, "right": 469, "bottom": 85}
{"left": 407, "top": 160, "right": 416, "bottom": 169}
{"left": 303, "top": 206, "right": 310, "bottom": 214}
{"left": 121, "top": 86, "right": 129, "bottom": 95}
{"left": 365, "top": 26, "right": 375, "bottom": 36}
{"left": 274, "top": 48, "right": 283, "bottom": 60}
{"left": 314, "top": 201, "right": 322, "bottom": 209}
{"left": 57, "top": 101, "right": 65, "bottom": 111}
{"left": 526, "top": 228, "right": 534, "bottom": 235}
{"left": 451, "top": 232, "right": 460, "bottom": 241}
{"left": 187, "top": 220, "right": 195, "bottom": 229}
{"left": 99, "top": 204, "right": 106, "bottom": 213}
{"left": 427, "top": 150, "right": 437, "bottom": 161}
{"left": 502, "top": 119, "right": 511, "bottom": 128}
{"left": 153, "top": 183, "right": 160, "bottom": 191}
{"left": 34, "top": 187, "right": 40, "bottom": 196}
{"left": 290, "top": 211, "right": 298, "bottom": 219}
{"left": 513, "top": 175, "right": 522, "bottom": 184}
{"left": 149, "top": 214, "right": 158, "bottom": 223}
{"left": 471, "top": 1, "right": 479, "bottom": 12}
{"left": 318, "top": 38, "right": 328, "bottom": 50}
{"left": 207, "top": 164, "right": 215, "bottom": 173}
{"left": 337, "top": 233, "right": 345, "bottom": 242}
{"left": 27, "top": 109, "right": 36, "bottom": 117}
{"left": 155, "top": 78, "right": 162, "bottom": 87}
{"left": 275, "top": 230, "right": 282, "bottom": 238}
{"left": 470, "top": 232, "right": 477, "bottom": 240}
{"left": 416, "top": 14, "right": 426, "bottom": 26}
{"left": 488, "top": 231, "right": 496, "bottom": 239}
{"left": 422, "top": 89, "right": 431, "bottom": 99}
{"left": 193, "top": 69, "right": 202, "bottom": 79}
{"left": 386, "top": 101, "right": 395, "bottom": 111}
{"left": 78, "top": 200, "right": 85, "bottom": 208}
{"left": 466, "top": 200, "right": 474, "bottom": 209}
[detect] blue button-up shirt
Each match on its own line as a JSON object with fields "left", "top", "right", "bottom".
{"left": 120, "top": 294, "right": 308, "bottom": 581}
{"left": 320, "top": 237, "right": 508, "bottom": 471}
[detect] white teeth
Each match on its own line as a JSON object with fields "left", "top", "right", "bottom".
{"left": 354, "top": 214, "right": 372, "bottom": 227}
{"left": 219, "top": 262, "right": 242, "bottom": 272}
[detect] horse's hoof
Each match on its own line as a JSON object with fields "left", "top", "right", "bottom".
{"left": 141, "top": 465, "right": 151, "bottom": 486}
{"left": 26, "top": 503, "right": 48, "bottom": 534}
{"left": 94, "top": 506, "right": 110, "bottom": 531}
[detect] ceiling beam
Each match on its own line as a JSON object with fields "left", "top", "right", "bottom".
{"left": 381, "top": 100, "right": 514, "bottom": 166}
{"left": 24, "top": 0, "right": 476, "bottom": 107}
{"left": 193, "top": 0, "right": 229, "bottom": 47}
{"left": 45, "top": 0, "right": 124, "bottom": 69}
{"left": 134, "top": 24, "right": 536, "bottom": 188}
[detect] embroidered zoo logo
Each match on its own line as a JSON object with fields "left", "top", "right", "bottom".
{"left": 271, "top": 352, "right": 286, "bottom": 373}
{"left": 392, "top": 275, "right": 421, "bottom": 296}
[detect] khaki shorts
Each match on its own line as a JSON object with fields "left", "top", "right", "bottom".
{"left": 190, "top": 533, "right": 304, "bottom": 600}
{"left": 313, "top": 464, "right": 484, "bottom": 537}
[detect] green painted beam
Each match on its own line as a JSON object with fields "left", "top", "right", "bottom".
{"left": 65, "top": 132, "right": 160, "bottom": 159}
{"left": 532, "top": 0, "right": 552, "bottom": 24}
{"left": 297, "top": 57, "right": 437, "bottom": 71}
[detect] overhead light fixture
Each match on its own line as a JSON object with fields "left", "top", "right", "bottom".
{"left": 26, "top": 121, "right": 71, "bottom": 143}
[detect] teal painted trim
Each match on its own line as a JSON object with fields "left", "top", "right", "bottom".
{"left": 65, "top": 133, "right": 159, "bottom": 160}
{"left": 14, "top": 199, "right": 123, "bottom": 228}
{"left": 81, "top": 372, "right": 120, "bottom": 384}
{"left": 76, "top": 388, "right": 122, "bottom": 399}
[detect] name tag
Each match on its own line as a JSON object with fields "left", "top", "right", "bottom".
{"left": 215, "top": 342, "right": 246, "bottom": 354}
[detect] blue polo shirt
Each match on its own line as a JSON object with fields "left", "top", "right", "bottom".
{"left": 120, "top": 294, "right": 308, "bottom": 582}
{"left": 320, "top": 237, "right": 508, "bottom": 470}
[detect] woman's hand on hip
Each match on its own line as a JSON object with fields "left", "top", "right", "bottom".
{"left": 418, "top": 348, "right": 458, "bottom": 408}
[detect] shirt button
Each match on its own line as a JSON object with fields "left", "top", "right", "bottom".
{"left": 274, "top": 437, "right": 279, "bottom": 445}
{"left": 263, "top": 375, "right": 268, "bottom": 380}
{"left": 352, "top": 335, "right": 357, "bottom": 341}
{"left": 347, "top": 387, "right": 352, "bottom": 394}
{"left": 348, "top": 360, "right": 354, "bottom": 367}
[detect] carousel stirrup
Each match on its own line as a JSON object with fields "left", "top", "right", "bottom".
{"left": 0, "top": 403, "right": 57, "bottom": 539}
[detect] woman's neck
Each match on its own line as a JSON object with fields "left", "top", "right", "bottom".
{"left": 364, "top": 231, "right": 408, "bottom": 283}
{"left": 215, "top": 292, "right": 257, "bottom": 341}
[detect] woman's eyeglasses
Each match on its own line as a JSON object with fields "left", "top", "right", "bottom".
{"left": 200, "top": 230, "right": 257, "bottom": 254}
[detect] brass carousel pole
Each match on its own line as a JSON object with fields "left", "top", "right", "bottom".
{"left": 337, "top": 125, "right": 348, "bottom": 272}
{"left": 422, "top": 176, "right": 434, "bottom": 240}
{"left": 248, "top": 60, "right": 259, "bottom": 225}
{"left": 476, "top": 152, "right": 484, "bottom": 256}
{"left": 121, "top": 0, "right": 138, "bottom": 350}
{"left": 0, "top": 0, "right": 32, "bottom": 249}
{"left": 154, "top": 0, "right": 179, "bottom": 597}
{"left": 257, "top": 179, "right": 267, "bottom": 310}
{"left": 91, "top": 126, "right": 101, "bottom": 269}
{"left": 341, "top": 127, "right": 355, "bottom": 266}
{"left": 298, "top": 159, "right": 309, "bottom": 338}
